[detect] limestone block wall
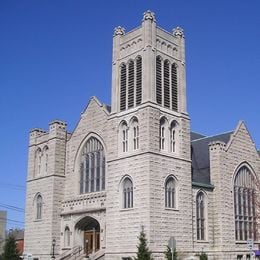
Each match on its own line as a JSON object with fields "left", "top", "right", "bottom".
{"left": 192, "top": 187, "right": 215, "bottom": 254}
{"left": 149, "top": 154, "right": 193, "bottom": 253}
{"left": 24, "top": 176, "right": 65, "bottom": 259}
{"left": 24, "top": 121, "right": 67, "bottom": 260}
{"left": 64, "top": 98, "right": 110, "bottom": 200}
{"left": 210, "top": 122, "right": 260, "bottom": 258}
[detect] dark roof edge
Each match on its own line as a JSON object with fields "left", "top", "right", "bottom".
{"left": 191, "top": 131, "right": 233, "bottom": 143}
{"left": 192, "top": 182, "right": 214, "bottom": 190}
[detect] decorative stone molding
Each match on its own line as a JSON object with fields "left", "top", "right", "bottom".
{"left": 143, "top": 10, "right": 156, "bottom": 22}
{"left": 173, "top": 27, "right": 185, "bottom": 38}
{"left": 113, "top": 26, "right": 125, "bottom": 36}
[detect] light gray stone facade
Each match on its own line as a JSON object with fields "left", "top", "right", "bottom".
{"left": 24, "top": 11, "right": 260, "bottom": 260}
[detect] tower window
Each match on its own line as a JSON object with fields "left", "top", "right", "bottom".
{"left": 131, "top": 118, "right": 139, "bottom": 150}
{"left": 160, "top": 117, "right": 167, "bottom": 151}
{"left": 122, "top": 177, "right": 133, "bottom": 209}
{"left": 170, "top": 121, "right": 178, "bottom": 153}
{"left": 120, "top": 64, "right": 127, "bottom": 111}
{"left": 119, "top": 57, "right": 142, "bottom": 111}
{"left": 128, "top": 60, "right": 135, "bottom": 108}
{"left": 156, "top": 56, "right": 178, "bottom": 111}
{"left": 164, "top": 60, "right": 170, "bottom": 108}
{"left": 121, "top": 122, "right": 128, "bottom": 152}
{"left": 156, "top": 56, "right": 162, "bottom": 105}
{"left": 136, "top": 56, "right": 142, "bottom": 105}
{"left": 171, "top": 63, "right": 178, "bottom": 111}
{"left": 165, "top": 176, "right": 176, "bottom": 208}
{"left": 36, "top": 194, "right": 43, "bottom": 220}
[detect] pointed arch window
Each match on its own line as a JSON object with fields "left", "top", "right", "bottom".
{"left": 123, "top": 177, "right": 133, "bottom": 209}
{"left": 36, "top": 194, "right": 43, "bottom": 219}
{"left": 165, "top": 176, "right": 176, "bottom": 208}
{"left": 64, "top": 226, "right": 71, "bottom": 247}
{"left": 196, "top": 191, "right": 206, "bottom": 240}
{"left": 119, "top": 57, "right": 142, "bottom": 111}
{"left": 79, "top": 137, "right": 105, "bottom": 194}
{"left": 156, "top": 56, "right": 178, "bottom": 111}
{"left": 131, "top": 118, "right": 139, "bottom": 150}
{"left": 234, "top": 166, "right": 256, "bottom": 241}
{"left": 42, "top": 146, "right": 49, "bottom": 174}
{"left": 160, "top": 117, "right": 167, "bottom": 151}
{"left": 170, "top": 121, "right": 177, "bottom": 153}
{"left": 35, "top": 148, "right": 42, "bottom": 176}
{"left": 121, "top": 122, "right": 128, "bottom": 152}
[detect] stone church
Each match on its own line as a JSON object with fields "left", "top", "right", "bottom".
{"left": 24, "top": 11, "right": 260, "bottom": 260}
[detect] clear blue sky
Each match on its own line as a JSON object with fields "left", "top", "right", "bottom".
{"left": 0, "top": 1, "right": 259, "bottom": 230}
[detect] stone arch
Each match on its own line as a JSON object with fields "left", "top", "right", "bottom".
{"left": 74, "top": 216, "right": 101, "bottom": 255}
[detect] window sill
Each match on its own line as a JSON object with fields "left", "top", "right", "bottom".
{"left": 34, "top": 219, "right": 43, "bottom": 222}
{"left": 165, "top": 207, "right": 179, "bottom": 211}
{"left": 235, "top": 240, "right": 260, "bottom": 244}
{"left": 120, "top": 207, "right": 134, "bottom": 212}
{"left": 196, "top": 240, "right": 209, "bottom": 243}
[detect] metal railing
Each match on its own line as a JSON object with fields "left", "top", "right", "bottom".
{"left": 57, "top": 246, "right": 83, "bottom": 260}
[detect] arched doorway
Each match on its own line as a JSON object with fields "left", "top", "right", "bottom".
{"left": 75, "top": 216, "right": 100, "bottom": 255}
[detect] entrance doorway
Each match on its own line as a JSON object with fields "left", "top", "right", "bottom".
{"left": 84, "top": 230, "right": 100, "bottom": 254}
{"left": 75, "top": 216, "right": 101, "bottom": 256}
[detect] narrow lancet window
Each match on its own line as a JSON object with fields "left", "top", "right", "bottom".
{"left": 156, "top": 56, "right": 162, "bottom": 105}
{"left": 128, "top": 60, "right": 135, "bottom": 108}
{"left": 164, "top": 60, "right": 170, "bottom": 108}
{"left": 120, "top": 63, "right": 127, "bottom": 111}
{"left": 165, "top": 177, "right": 176, "bottom": 208}
{"left": 171, "top": 63, "right": 178, "bottom": 111}
{"left": 136, "top": 57, "right": 142, "bottom": 105}
{"left": 123, "top": 178, "right": 133, "bottom": 208}
{"left": 196, "top": 192, "right": 206, "bottom": 240}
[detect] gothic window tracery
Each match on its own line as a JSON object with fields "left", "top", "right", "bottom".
{"left": 79, "top": 137, "right": 105, "bottom": 194}
{"left": 160, "top": 117, "right": 167, "bottom": 151}
{"left": 131, "top": 117, "right": 139, "bottom": 150}
{"left": 234, "top": 166, "right": 256, "bottom": 241}
{"left": 122, "top": 177, "right": 133, "bottom": 209}
{"left": 165, "top": 176, "right": 176, "bottom": 208}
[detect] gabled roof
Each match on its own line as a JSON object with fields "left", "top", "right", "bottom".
{"left": 191, "top": 131, "right": 233, "bottom": 185}
{"left": 191, "top": 131, "right": 206, "bottom": 141}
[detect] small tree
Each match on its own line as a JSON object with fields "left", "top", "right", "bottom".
{"left": 135, "top": 228, "right": 153, "bottom": 260}
{"left": 164, "top": 246, "right": 178, "bottom": 260}
{"left": 198, "top": 252, "right": 208, "bottom": 260}
{"left": 2, "top": 235, "right": 20, "bottom": 260}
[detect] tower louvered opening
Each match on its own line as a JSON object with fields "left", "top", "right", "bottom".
{"left": 164, "top": 60, "right": 170, "bottom": 108}
{"left": 136, "top": 57, "right": 142, "bottom": 105}
{"left": 128, "top": 60, "right": 135, "bottom": 108}
{"left": 171, "top": 63, "right": 178, "bottom": 111}
{"left": 120, "top": 64, "right": 127, "bottom": 111}
{"left": 156, "top": 56, "right": 162, "bottom": 105}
